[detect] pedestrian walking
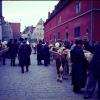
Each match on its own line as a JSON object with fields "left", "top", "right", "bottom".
{"left": 17, "top": 38, "right": 24, "bottom": 66}
{"left": 36, "top": 40, "right": 43, "bottom": 65}
{"left": 7, "top": 39, "right": 13, "bottom": 58}
{"left": 10, "top": 39, "right": 18, "bottom": 66}
{"left": 18, "top": 40, "right": 32, "bottom": 73}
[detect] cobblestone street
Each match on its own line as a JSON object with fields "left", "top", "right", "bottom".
{"left": 0, "top": 53, "right": 98, "bottom": 100}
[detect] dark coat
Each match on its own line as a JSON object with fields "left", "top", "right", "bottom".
{"left": 70, "top": 46, "right": 88, "bottom": 88}
{"left": 89, "top": 43, "right": 100, "bottom": 79}
{"left": 7, "top": 42, "right": 13, "bottom": 58}
{"left": 18, "top": 44, "right": 32, "bottom": 66}
{"left": 36, "top": 43, "right": 43, "bottom": 60}
{"left": 10, "top": 43, "right": 18, "bottom": 59}
{"left": 43, "top": 44, "right": 50, "bottom": 59}
{"left": 84, "top": 41, "right": 93, "bottom": 53}
{"left": 43, "top": 44, "right": 50, "bottom": 65}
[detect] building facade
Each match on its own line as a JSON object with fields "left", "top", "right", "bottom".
{"left": 0, "top": 1, "right": 2, "bottom": 17}
{"left": 10, "top": 22, "right": 21, "bottom": 40}
{"left": 31, "top": 18, "right": 44, "bottom": 43}
{"left": 0, "top": 0, "right": 2, "bottom": 40}
{"left": 0, "top": 17, "right": 2, "bottom": 41}
{"left": 21, "top": 25, "right": 35, "bottom": 42}
{"left": 2, "top": 22, "right": 20, "bottom": 41}
{"left": 44, "top": 0, "right": 100, "bottom": 44}
{"left": 2, "top": 21, "right": 13, "bottom": 41}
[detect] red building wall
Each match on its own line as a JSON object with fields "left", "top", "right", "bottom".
{"left": 44, "top": 0, "right": 100, "bottom": 43}
{"left": 10, "top": 23, "right": 21, "bottom": 39}
{"left": 92, "top": 0, "right": 100, "bottom": 41}
{"left": 93, "top": 12, "right": 100, "bottom": 41}
{"left": 93, "top": 0, "right": 100, "bottom": 9}
{"left": 45, "top": 14, "right": 91, "bottom": 42}
{"left": 10, "top": 23, "right": 20, "bottom": 33}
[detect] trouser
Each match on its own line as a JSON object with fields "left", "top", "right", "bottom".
{"left": 86, "top": 71, "right": 100, "bottom": 96}
{"left": 2, "top": 53, "right": 6, "bottom": 65}
{"left": 2, "top": 57, "right": 6, "bottom": 65}
{"left": 37, "top": 59, "right": 42, "bottom": 65}
{"left": 44, "top": 57, "right": 50, "bottom": 66}
{"left": 21, "top": 65, "right": 29, "bottom": 73}
{"left": 34, "top": 47, "right": 36, "bottom": 54}
{"left": 11, "top": 58, "right": 15, "bottom": 66}
{"left": 44, "top": 59, "right": 48, "bottom": 66}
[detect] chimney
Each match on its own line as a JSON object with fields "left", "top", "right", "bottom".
{"left": 48, "top": 12, "right": 50, "bottom": 18}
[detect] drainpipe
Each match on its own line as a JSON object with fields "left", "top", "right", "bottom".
{"left": 0, "top": 18, "right": 2, "bottom": 40}
{"left": 90, "top": 0, "right": 93, "bottom": 45}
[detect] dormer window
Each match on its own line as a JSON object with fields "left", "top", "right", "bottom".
{"left": 56, "top": 15, "right": 61, "bottom": 24}
{"left": 76, "top": 1, "right": 81, "bottom": 13}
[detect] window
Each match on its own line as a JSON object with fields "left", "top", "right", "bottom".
{"left": 59, "top": 16, "right": 61, "bottom": 23}
{"left": 65, "top": 32, "right": 69, "bottom": 41}
{"left": 56, "top": 15, "right": 61, "bottom": 24}
{"left": 38, "top": 22, "right": 42, "bottom": 25}
{"left": 85, "top": 28, "right": 89, "bottom": 40}
{"left": 86, "top": 28, "right": 89, "bottom": 33}
{"left": 74, "top": 26, "right": 80, "bottom": 38}
{"left": 76, "top": 1, "right": 81, "bottom": 13}
{"left": 57, "top": 32, "right": 60, "bottom": 39}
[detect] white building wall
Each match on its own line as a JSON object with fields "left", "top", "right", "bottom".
{"left": 2, "top": 22, "right": 13, "bottom": 41}
{"left": 21, "top": 34, "right": 28, "bottom": 39}
{"left": 32, "top": 18, "right": 44, "bottom": 42}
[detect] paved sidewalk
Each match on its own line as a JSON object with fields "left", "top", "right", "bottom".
{"left": 0, "top": 54, "right": 98, "bottom": 100}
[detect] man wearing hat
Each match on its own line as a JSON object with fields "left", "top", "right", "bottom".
{"left": 18, "top": 39, "right": 32, "bottom": 73}
{"left": 70, "top": 39, "right": 88, "bottom": 93}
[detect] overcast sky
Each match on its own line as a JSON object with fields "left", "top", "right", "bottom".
{"left": 2, "top": 1, "right": 58, "bottom": 32}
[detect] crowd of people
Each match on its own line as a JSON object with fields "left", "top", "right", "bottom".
{"left": 0, "top": 38, "right": 100, "bottom": 99}
{"left": 0, "top": 38, "right": 32, "bottom": 73}
{"left": 31, "top": 38, "right": 100, "bottom": 99}
{"left": 53, "top": 39, "right": 100, "bottom": 99}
